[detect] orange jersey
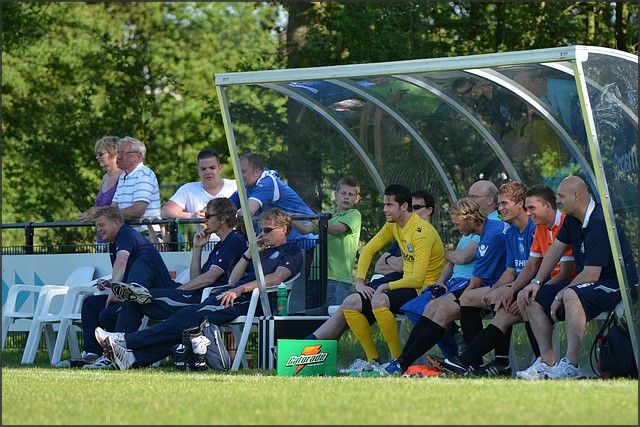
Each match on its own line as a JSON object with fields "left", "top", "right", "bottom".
{"left": 529, "top": 210, "right": 574, "bottom": 278}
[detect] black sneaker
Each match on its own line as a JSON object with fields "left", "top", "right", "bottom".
{"left": 427, "top": 354, "right": 469, "bottom": 375}
{"left": 468, "top": 360, "right": 512, "bottom": 377}
{"left": 111, "top": 281, "right": 153, "bottom": 304}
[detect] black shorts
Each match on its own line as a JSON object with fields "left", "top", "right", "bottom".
{"left": 358, "top": 287, "right": 418, "bottom": 325}
{"left": 537, "top": 280, "right": 622, "bottom": 323}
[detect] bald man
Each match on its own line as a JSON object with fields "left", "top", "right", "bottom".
{"left": 516, "top": 176, "right": 637, "bottom": 380}
{"left": 467, "top": 180, "right": 499, "bottom": 220}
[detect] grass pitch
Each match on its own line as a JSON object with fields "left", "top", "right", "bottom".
{"left": 2, "top": 358, "right": 638, "bottom": 425}
{"left": 2, "top": 324, "right": 638, "bottom": 425}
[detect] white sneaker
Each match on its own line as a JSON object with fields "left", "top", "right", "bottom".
{"left": 82, "top": 355, "right": 115, "bottom": 370}
{"left": 111, "top": 281, "right": 153, "bottom": 304}
{"left": 95, "top": 327, "right": 126, "bottom": 349}
{"left": 339, "top": 358, "right": 373, "bottom": 374}
{"left": 107, "top": 335, "right": 132, "bottom": 371}
{"left": 517, "top": 357, "right": 554, "bottom": 380}
{"left": 546, "top": 357, "right": 582, "bottom": 380}
{"left": 369, "top": 362, "right": 392, "bottom": 377}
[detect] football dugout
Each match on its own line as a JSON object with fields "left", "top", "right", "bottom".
{"left": 214, "top": 45, "right": 638, "bottom": 368}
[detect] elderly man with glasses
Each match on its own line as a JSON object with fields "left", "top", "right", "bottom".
{"left": 466, "top": 179, "right": 500, "bottom": 221}
{"left": 111, "top": 137, "right": 161, "bottom": 238}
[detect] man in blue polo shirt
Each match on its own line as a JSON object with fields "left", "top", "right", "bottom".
{"left": 80, "top": 206, "right": 174, "bottom": 368}
{"left": 517, "top": 176, "right": 638, "bottom": 380}
{"left": 230, "top": 152, "right": 315, "bottom": 242}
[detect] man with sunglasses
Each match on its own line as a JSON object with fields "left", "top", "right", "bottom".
{"left": 161, "top": 149, "right": 237, "bottom": 242}
{"left": 94, "top": 208, "right": 303, "bottom": 370}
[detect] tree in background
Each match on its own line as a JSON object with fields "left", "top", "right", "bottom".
{"left": 2, "top": 2, "right": 283, "bottom": 246}
{"left": 2, "top": 2, "right": 637, "bottom": 247}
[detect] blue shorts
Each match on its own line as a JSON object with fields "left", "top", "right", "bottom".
{"left": 537, "top": 280, "right": 621, "bottom": 323}
{"left": 400, "top": 277, "right": 470, "bottom": 324}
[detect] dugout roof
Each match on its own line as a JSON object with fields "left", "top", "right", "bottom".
{"left": 214, "top": 45, "right": 638, "bottom": 359}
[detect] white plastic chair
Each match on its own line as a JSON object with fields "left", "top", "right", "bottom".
{"left": 174, "top": 268, "right": 191, "bottom": 285}
{"left": 48, "top": 274, "right": 111, "bottom": 364}
{"left": 18, "top": 266, "right": 97, "bottom": 364}
{"left": 200, "top": 271, "right": 301, "bottom": 370}
{"left": 2, "top": 285, "right": 66, "bottom": 353}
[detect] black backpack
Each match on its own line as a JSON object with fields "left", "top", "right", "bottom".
{"left": 172, "top": 315, "right": 231, "bottom": 371}
{"left": 590, "top": 308, "right": 638, "bottom": 379}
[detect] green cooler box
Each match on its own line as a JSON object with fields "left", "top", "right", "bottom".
{"left": 258, "top": 315, "right": 330, "bottom": 370}
{"left": 276, "top": 339, "right": 337, "bottom": 377}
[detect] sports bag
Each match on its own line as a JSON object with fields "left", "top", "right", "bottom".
{"left": 590, "top": 308, "right": 638, "bottom": 379}
{"left": 172, "top": 315, "right": 231, "bottom": 371}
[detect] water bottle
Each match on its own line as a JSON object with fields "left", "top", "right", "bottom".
{"left": 51, "top": 360, "right": 72, "bottom": 369}
{"left": 276, "top": 283, "right": 288, "bottom": 316}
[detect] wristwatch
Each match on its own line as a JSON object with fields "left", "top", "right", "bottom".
{"left": 530, "top": 279, "right": 541, "bottom": 285}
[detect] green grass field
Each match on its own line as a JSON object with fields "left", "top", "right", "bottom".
{"left": 2, "top": 343, "right": 638, "bottom": 425}
{"left": 2, "top": 364, "right": 638, "bottom": 425}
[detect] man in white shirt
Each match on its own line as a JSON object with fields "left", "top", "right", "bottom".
{"left": 162, "top": 149, "right": 237, "bottom": 241}
{"left": 111, "top": 137, "right": 161, "bottom": 238}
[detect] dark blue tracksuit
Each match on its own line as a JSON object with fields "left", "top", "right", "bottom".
{"left": 81, "top": 225, "right": 172, "bottom": 355}
{"left": 123, "top": 242, "right": 303, "bottom": 367}
{"left": 114, "top": 230, "right": 247, "bottom": 332}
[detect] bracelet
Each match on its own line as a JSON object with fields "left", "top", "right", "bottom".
{"left": 242, "top": 253, "right": 251, "bottom": 262}
{"left": 384, "top": 254, "right": 392, "bottom": 265}
{"left": 531, "top": 279, "right": 541, "bottom": 285}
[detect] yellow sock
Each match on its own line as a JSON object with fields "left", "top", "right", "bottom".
{"left": 344, "top": 309, "right": 379, "bottom": 363}
{"left": 373, "top": 307, "right": 402, "bottom": 360}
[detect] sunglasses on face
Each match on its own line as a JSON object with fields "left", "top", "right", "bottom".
{"left": 261, "top": 226, "right": 279, "bottom": 234}
{"left": 412, "top": 204, "right": 427, "bottom": 211}
{"left": 205, "top": 212, "right": 215, "bottom": 219}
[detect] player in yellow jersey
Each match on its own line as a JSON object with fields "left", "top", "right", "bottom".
{"left": 328, "top": 184, "right": 445, "bottom": 373}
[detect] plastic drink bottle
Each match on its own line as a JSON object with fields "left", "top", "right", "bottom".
{"left": 276, "top": 283, "right": 288, "bottom": 315}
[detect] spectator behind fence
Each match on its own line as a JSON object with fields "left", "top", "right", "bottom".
{"left": 230, "top": 153, "right": 315, "bottom": 244}
{"left": 292, "top": 176, "right": 362, "bottom": 309}
{"left": 109, "top": 197, "right": 247, "bottom": 335}
{"left": 517, "top": 176, "right": 638, "bottom": 380}
{"left": 111, "top": 136, "right": 161, "bottom": 240}
{"left": 78, "top": 136, "right": 123, "bottom": 247}
{"left": 94, "top": 208, "right": 304, "bottom": 370}
{"left": 79, "top": 206, "right": 178, "bottom": 369}
{"left": 452, "top": 77, "right": 523, "bottom": 138}
{"left": 161, "top": 149, "right": 237, "bottom": 243}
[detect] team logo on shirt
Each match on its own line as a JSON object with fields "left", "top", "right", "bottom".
{"left": 406, "top": 244, "right": 414, "bottom": 253}
{"left": 478, "top": 245, "right": 488, "bottom": 256}
{"left": 519, "top": 242, "right": 525, "bottom": 254}
{"left": 269, "top": 251, "right": 280, "bottom": 259}
{"left": 580, "top": 242, "right": 585, "bottom": 254}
